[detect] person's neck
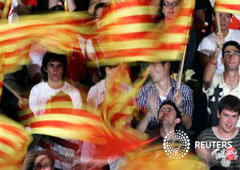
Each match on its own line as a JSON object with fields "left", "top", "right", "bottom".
{"left": 224, "top": 71, "right": 239, "bottom": 90}
{"left": 155, "top": 76, "right": 171, "bottom": 96}
{"left": 216, "top": 29, "right": 229, "bottom": 38}
{"left": 47, "top": 80, "right": 64, "bottom": 89}
{"left": 160, "top": 125, "right": 175, "bottom": 138}
{"left": 216, "top": 126, "right": 238, "bottom": 140}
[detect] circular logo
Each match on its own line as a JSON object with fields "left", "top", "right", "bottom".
{"left": 163, "top": 130, "right": 190, "bottom": 159}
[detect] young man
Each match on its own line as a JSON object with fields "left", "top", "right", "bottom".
{"left": 29, "top": 52, "right": 82, "bottom": 116}
{"left": 198, "top": 12, "right": 240, "bottom": 75}
{"left": 203, "top": 41, "right": 240, "bottom": 127}
{"left": 195, "top": 95, "right": 240, "bottom": 169}
{"left": 29, "top": 52, "right": 82, "bottom": 170}
{"left": 137, "top": 100, "right": 181, "bottom": 139}
{"left": 137, "top": 62, "right": 193, "bottom": 130}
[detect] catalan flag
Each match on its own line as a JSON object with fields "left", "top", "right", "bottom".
{"left": 87, "top": 0, "right": 195, "bottom": 65}
{"left": 0, "top": 11, "right": 95, "bottom": 97}
{"left": 215, "top": 0, "right": 240, "bottom": 15}
{"left": 147, "top": 0, "right": 195, "bottom": 62}
{"left": 87, "top": 0, "right": 158, "bottom": 66}
{"left": 0, "top": 114, "right": 32, "bottom": 170}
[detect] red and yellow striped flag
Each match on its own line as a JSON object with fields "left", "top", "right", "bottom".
{"left": 0, "top": 11, "right": 95, "bottom": 97}
{"left": 0, "top": 114, "right": 32, "bottom": 170}
{"left": 215, "top": 0, "right": 240, "bottom": 15}
{"left": 148, "top": 0, "right": 195, "bottom": 62}
{"left": 87, "top": 0, "right": 158, "bottom": 66}
{"left": 87, "top": 0, "right": 195, "bottom": 65}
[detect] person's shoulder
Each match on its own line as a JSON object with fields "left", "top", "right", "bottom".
{"left": 197, "top": 127, "right": 214, "bottom": 139}
{"left": 177, "top": 81, "right": 193, "bottom": 93}
{"left": 229, "top": 29, "right": 240, "bottom": 35}
{"left": 64, "top": 82, "right": 79, "bottom": 92}
{"left": 31, "top": 81, "right": 45, "bottom": 91}
{"left": 201, "top": 32, "right": 216, "bottom": 41}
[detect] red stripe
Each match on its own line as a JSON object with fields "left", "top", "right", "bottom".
{"left": 0, "top": 137, "right": 17, "bottom": 150}
{"left": 156, "top": 43, "right": 185, "bottom": 50}
{"left": 0, "top": 124, "right": 28, "bottom": 141}
{"left": 217, "top": 3, "right": 240, "bottom": 10}
{"left": 110, "top": 113, "right": 129, "bottom": 125}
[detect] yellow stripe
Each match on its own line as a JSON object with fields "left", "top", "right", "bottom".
{"left": 95, "top": 39, "right": 154, "bottom": 52}
{"left": 157, "top": 33, "right": 188, "bottom": 43}
{"left": 216, "top": 0, "right": 240, "bottom": 5}
{"left": 215, "top": 7, "right": 240, "bottom": 14}
{"left": 98, "top": 6, "right": 155, "bottom": 28}
{"left": 87, "top": 54, "right": 182, "bottom": 66}
{"left": 99, "top": 23, "right": 155, "bottom": 34}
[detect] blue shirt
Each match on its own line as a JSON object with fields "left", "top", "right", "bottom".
{"left": 136, "top": 79, "right": 194, "bottom": 128}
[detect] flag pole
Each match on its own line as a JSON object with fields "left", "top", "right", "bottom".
{"left": 3, "top": 82, "right": 21, "bottom": 100}
{"left": 216, "top": 13, "right": 221, "bottom": 34}
{"left": 177, "top": 0, "right": 194, "bottom": 90}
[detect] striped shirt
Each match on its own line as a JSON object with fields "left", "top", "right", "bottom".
{"left": 196, "top": 127, "right": 240, "bottom": 170}
{"left": 136, "top": 79, "right": 194, "bottom": 128}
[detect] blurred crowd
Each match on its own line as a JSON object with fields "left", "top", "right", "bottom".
{"left": 0, "top": 0, "right": 240, "bottom": 170}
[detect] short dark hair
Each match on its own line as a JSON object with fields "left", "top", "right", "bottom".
{"left": 222, "top": 41, "right": 240, "bottom": 57}
{"left": 26, "top": 150, "right": 55, "bottom": 170}
{"left": 218, "top": 95, "right": 240, "bottom": 115}
{"left": 41, "top": 52, "right": 67, "bottom": 81}
{"left": 158, "top": 100, "right": 182, "bottom": 119}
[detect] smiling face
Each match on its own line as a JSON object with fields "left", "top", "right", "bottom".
{"left": 222, "top": 45, "right": 240, "bottom": 71}
{"left": 217, "top": 109, "right": 239, "bottom": 133}
{"left": 150, "top": 62, "right": 170, "bottom": 83}
{"left": 162, "top": 0, "right": 180, "bottom": 21}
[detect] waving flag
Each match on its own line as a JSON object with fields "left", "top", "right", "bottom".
{"left": 0, "top": 11, "right": 95, "bottom": 97}
{"left": 148, "top": 0, "right": 195, "bottom": 62}
{"left": 87, "top": 0, "right": 195, "bottom": 65}
{"left": 215, "top": 0, "right": 240, "bottom": 15}
{"left": 0, "top": 114, "right": 32, "bottom": 170}
{"left": 87, "top": 0, "right": 158, "bottom": 66}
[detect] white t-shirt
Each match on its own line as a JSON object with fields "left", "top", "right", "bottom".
{"left": 87, "top": 79, "right": 106, "bottom": 109}
{"left": 203, "top": 74, "right": 240, "bottom": 127}
{"left": 197, "top": 29, "right": 240, "bottom": 75}
{"left": 29, "top": 81, "right": 82, "bottom": 116}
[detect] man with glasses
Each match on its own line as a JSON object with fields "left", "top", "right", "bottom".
{"left": 203, "top": 41, "right": 240, "bottom": 127}
{"left": 198, "top": 12, "right": 240, "bottom": 75}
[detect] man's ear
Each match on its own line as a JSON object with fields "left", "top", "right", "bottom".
{"left": 221, "top": 57, "right": 224, "bottom": 65}
{"left": 175, "top": 118, "right": 181, "bottom": 124}
{"left": 217, "top": 110, "right": 220, "bottom": 119}
{"left": 105, "top": 67, "right": 110, "bottom": 74}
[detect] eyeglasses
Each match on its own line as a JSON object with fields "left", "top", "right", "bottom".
{"left": 163, "top": 1, "right": 179, "bottom": 8}
{"left": 159, "top": 107, "right": 175, "bottom": 113}
{"left": 34, "top": 163, "right": 52, "bottom": 170}
{"left": 223, "top": 51, "right": 240, "bottom": 57}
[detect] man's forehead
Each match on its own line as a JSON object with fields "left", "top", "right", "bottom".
{"left": 48, "top": 60, "right": 63, "bottom": 65}
{"left": 224, "top": 45, "right": 239, "bottom": 51}
{"left": 221, "top": 109, "right": 239, "bottom": 116}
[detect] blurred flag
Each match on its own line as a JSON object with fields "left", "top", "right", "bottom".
{"left": 0, "top": 114, "right": 32, "bottom": 170}
{"left": 0, "top": 11, "right": 95, "bottom": 97}
{"left": 87, "top": 0, "right": 158, "bottom": 66}
{"left": 88, "top": 0, "right": 195, "bottom": 65}
{"left": 148, "top": 0, "right": 195, "bottom": 62}
{"left": 215, "top": 0, "right": 240, "bottom": 15}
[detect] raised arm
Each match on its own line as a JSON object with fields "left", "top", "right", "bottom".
{"left": 203, "top": 32, "right": 224, "bottom": 89}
